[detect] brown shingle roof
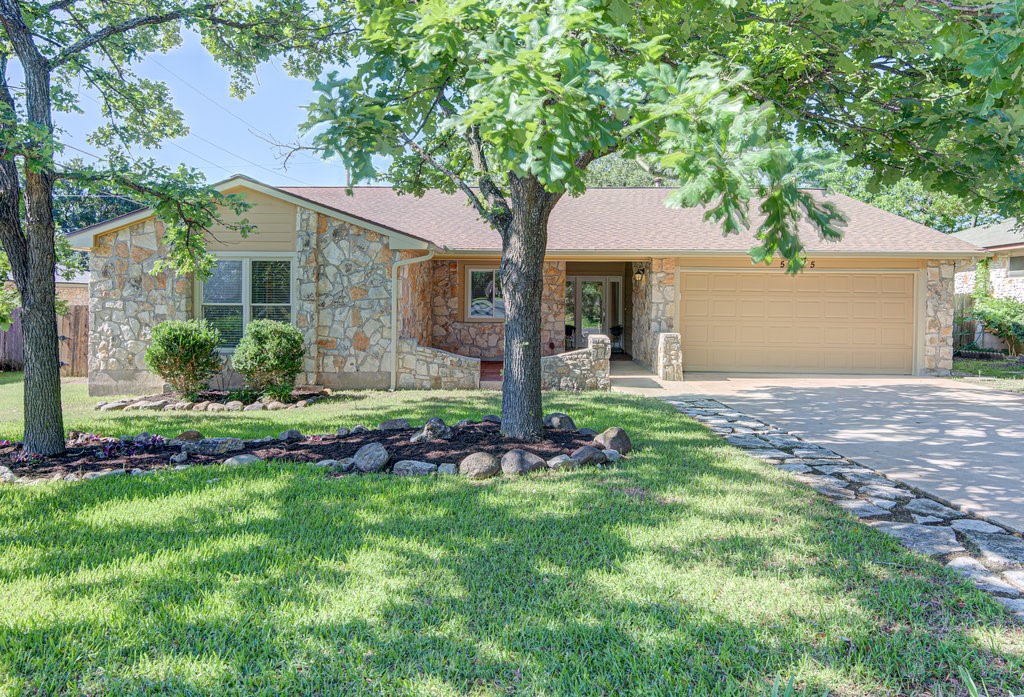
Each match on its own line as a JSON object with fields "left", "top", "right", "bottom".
{"left": 953, "top": 218, "right": 1024, "bottom": 250}
{"left": 281, "top": 186, "right": 981, "bottom": 257}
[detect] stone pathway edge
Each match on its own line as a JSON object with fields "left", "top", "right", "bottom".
{"left": 667, "top": 397, "right": 1024, "bottom": 620}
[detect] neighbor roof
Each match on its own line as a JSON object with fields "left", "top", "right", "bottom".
{"left": 953, "top": 219, "right": 1024, "bottom": 251}
{"left": 282, "top": 186, "right": 981, "bottom": 257}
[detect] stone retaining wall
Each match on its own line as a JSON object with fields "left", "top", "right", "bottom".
{"left": 540, "top": 334, "right": 611, "bottom": 391}
{"left": 396, "top": 339, "right": 481, "bottom": 389}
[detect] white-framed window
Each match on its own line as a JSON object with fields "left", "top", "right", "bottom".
{"left": 1009, "top": 255, "right": 1024, "bottom": 278}
{"left": 465, "top": 266, "right": 505, "bottom": 320}
{"left": 198, "top": 256, "right": 295, "bottom": 348}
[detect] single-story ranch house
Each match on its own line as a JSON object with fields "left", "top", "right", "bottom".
{"left": 954, "top": 219, "right": 1024, "bottom": 302}
{"left": 67, "top": 175, "right": 981, "bottom": 396}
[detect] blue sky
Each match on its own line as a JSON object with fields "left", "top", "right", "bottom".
{"left": 57, "top": 32, "right": 353, "bottom": 188}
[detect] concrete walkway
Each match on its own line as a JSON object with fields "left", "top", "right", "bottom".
{"left": 612, "top": 362, "right": 1024, "bottom": 533}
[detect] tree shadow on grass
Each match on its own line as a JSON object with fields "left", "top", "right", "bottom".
{"left": 0, "top": 395, "right": 1022, "bottom": 695}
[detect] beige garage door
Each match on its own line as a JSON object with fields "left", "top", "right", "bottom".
{"left": 680, "top": 271, "right": 916, "bottom": 374}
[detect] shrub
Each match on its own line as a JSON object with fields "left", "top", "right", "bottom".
{"left": 972, "top": 297, "right": 1024, "bottom": 355}
{"left": 144, "top": 320, "right": 223, "bottom": 399}
{"left": 232, "top": 319, "right": 306, "bottom": 400}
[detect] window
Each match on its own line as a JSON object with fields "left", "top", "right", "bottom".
{"left": 1009, "top": 256, "right": 1024, "bottom": 278}
{"left": 201, "top": 257, "right": 293, "bottom": 348}
{"left": 466, "top": 267, "right": 505, "bottom": 319}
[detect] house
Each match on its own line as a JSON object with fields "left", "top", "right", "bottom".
{"left": 953, "top": 219, "right": 1024, "bottom": 301}
{"left": 66, "top": 175, "right": 980, "bottom": 396}
{"left": 1, "top": 270, "right": 91, "bottom": 374}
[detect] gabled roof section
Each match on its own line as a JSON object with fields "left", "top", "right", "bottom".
{"left": 953, "top": 218, "right": 1024, "bottom": 251}
{"left": 281, "top": 186, "right": 982, "bottom": 257}
{"left": 65, "top": 174, "right": 431, "bottom": 251}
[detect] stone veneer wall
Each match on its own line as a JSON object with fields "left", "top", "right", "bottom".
{"left": 429, "top": 259, "right": 566, "bottom": 359}
{"left": 296, "top": 208, "right": 403, "bottom": 389}
{"left": 631, "top": 258, "right": 677, "bottom": 370}
{"left": 924, "top": 260, "right": 955, "bottom": 375}
{"left": 88, "top": 220, "right": 191, "bottom": 396}
{"left": 540, "top": 334, "right": 611, "bottom": 391}
{"left": 655, "top": 332, "right": 683, "bottom": 381}
{"left": 399, "top": 252, "right": 433, "bottom": 345}
{"left": 396, "top": 339, "right": 480, "bottom": 389}
{"left": 955, "top": 254, "right": 1024, "bottom": 302}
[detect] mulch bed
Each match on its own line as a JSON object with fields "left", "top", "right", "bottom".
{"left": 1, "top": 422, "right": 595, "bottom": 480}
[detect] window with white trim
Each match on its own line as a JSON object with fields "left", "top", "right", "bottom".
{"left": 466, "top": 267, "right": 504, "bottom": 319}
{"left": 1009, "top": 255, "right": 1024, "bottom": 278}
{"left": 200, "top": 257, "right": 294, "bottom": 348}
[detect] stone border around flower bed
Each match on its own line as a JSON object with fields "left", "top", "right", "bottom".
{"left": 94, "top": 395, "right": 321, "bottom": 413}
{"left": 0, "top": 414, "right": 632, "bottom": 486}
{"left": 667, "top": 397, "right": 1024, "bottom": 620}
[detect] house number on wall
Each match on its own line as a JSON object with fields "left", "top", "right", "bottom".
{"left": 779, "top": 260, "right": 816, "bottom": 269}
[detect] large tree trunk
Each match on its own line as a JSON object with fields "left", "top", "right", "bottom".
{"left": 500, "top": 177, "right": 557, "bottom": 441}
{"left": 0, "top": 4, "right": 66, "bottom": 455}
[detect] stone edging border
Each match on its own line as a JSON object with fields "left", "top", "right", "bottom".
{"left": 666, "top": 397, "right": 1024, "bottom": 620}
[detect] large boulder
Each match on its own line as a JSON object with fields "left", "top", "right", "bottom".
{"left": 393, "top": 460, "right": 438, "bottom": 476}
{"left": 543, "top": 412, "right": 576, "bottom": 430}
{"left": 278, "top": 429, "right": 304, "bottom": 443}
{"left": 0, "top": 465, "right": 17, "bottom": 484}
{"left": 570, "top": 445, "right": 608, "bottom": 466}
{"left": 459, "top": 452, "right": 500, "bottom": 479}
{"left": 594, "top": 427, "right": 632, "bottom": 455}
{"left": 423, "top": 417, "right": 453, "bottom": 440}
{"left": 223, "top": 454, "right": 262, "bottom": 466}
{"left": 353, "top": 443, "right": 390, "bottom": 473}
{"left": 378, "top": 418, "right": 411, "bottom": 430}
{"left": 501, "top": 449, "right": 547, "bottom": 476}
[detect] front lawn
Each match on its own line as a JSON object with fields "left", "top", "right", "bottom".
{"left": 0, "top": 383, "right": 1022, "bottom": 695}
{"left": 953, "top": 358, "right": 1024, "bottom": 393}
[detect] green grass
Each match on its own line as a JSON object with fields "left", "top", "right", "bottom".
{"left": 953, "top": 358, "right": 1024, "bottom": 393}
{"left": 0, "top": 379, "right": 1023, "bottom": 695}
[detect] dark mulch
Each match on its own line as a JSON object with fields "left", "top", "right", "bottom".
{"left": 1, "top": 422, "right": 595, "bottom": 480}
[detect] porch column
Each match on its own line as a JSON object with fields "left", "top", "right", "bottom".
{"left": 631, "top": 258, "right": 677, "bottom": 370}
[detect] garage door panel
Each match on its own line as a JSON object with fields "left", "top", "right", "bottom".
{"left": 680, "top": 271, "right": 915, "bottom": 374}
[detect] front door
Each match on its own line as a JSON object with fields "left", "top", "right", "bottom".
{"left": 565, "top": 276, "right": 623, "bottom": 349}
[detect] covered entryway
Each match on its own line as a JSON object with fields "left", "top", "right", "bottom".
{"left": 680, "top": 270, "right": 917, "bottom": 374}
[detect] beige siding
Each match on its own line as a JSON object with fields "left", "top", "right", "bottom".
{"left": 204, "top": 186, "right": 298, "bottom": 252}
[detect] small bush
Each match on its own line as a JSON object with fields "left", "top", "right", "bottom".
{"left": 232, "top": 319, "right": 305, "bottom": 400}
{"left": 144, "top": 320, "right": 223, "bottom": 399}
{"left": 972, "top": 297, "right": 1024, "bottom": 355}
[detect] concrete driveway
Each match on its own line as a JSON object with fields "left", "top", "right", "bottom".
{"left": 612, "top": 364, "right": 1024, "bottom": 532}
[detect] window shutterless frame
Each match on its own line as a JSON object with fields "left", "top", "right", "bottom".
{"left": 464, "top": 265, "right": 505, "bottom": 321}
{"left": 195, "top": 253, "right": 298, "bottom": 351}
{"left": 1008, "top": 255, "right": 1024, "bottom": 278}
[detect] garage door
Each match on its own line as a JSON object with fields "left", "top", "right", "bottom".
{"left": 680, "top": 271, "right": 916, "bottom": 374}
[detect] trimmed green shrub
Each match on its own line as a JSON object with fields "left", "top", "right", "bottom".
{"left": 144, "top": 320, "right": 223, "bottom": 399}
{"left": 972, "top": 296, "right": 1024, "bottom": 355}
{"left": 232, "top": 319, "right": 306, "bottom": 400}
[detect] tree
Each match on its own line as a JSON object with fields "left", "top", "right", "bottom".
{"left": 800, "top": 153, "right": 1002, "bottom": 233}
{"left": 304, "top": 0, "right": 1024, "bottom": 441}
{"left": 1, "top": 0, "right": 347, "bottom": 455}
{"left": 585, "top": 152, "right": 663, "bottom": 188}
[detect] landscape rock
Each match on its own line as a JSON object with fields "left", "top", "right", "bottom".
{"left": 905, "top": 498, "right": 961, "bottom": 519}
{"left": 835, "top": 499, "right": 891, "bottom": 519}
{"left": 963, "top": 531, "right": 1024, "bottom": 566}
{"left": 1003, "top": 569, "right": 1024, "bottom": 591}
{"left": 315, "top": 458, "right": 353, "bottom": 473}
{"left": 224, "top": 454, "right": 262, "bottom": 466}
{"left": 543, "top": 412, "right": 577, "bottom": 430}
{"left": 481, "top": 414, "right": 501, "bottom": 424}
{"left": 951, "top": 519, "right": 1005, "bottom": 534}
{"left": 778, "top": 463, "right": 813, "bottom": 474}
{"left": 170, "top": 451, "right": 189, "bottom": 465}
{"left": 266, "top": 401, "right": 288, "bottom": 411}
{"left": 350, "top": 425, "right": 369, "bottom": 434}
{"left": 594, "top": 427, "right": 632, "bottom": 454}
{"left": 994, "top": 597, "right": 1024, "bottom": 618}
{"left": 547, "top": 454, "right": 577, "bottom": 470}
{"left": 912, "top": 515, "right": 944, "bottom": 525}
{"left": 946, "top": 556, "right": 1020, "bottom": 596}
{"left": 421, "top": 417, "right": 453, "bottom": 440}
{"left": 192, "top": 401, "right": 210, "bottom": 411}
{"left": 501, "top": 449, "right": 546, "bottom": 476}
{"left": 353, "top": 443, "right": 390, "bottom": 473}
{"left": 243, "top": 403, "right": 266, "bottom": 411}
{"left": 278, "top": 429, "right": 304, "bottom": 443}
{"left": 171, "top": 430, "right": 204, "bottom": 443}
{"left": 378, "top": 418, "right": 411, "bottom": 430}
{"left": 0, "top": 465, "right": 18, "bottom": 484}
{"left": 459, "top": 452, "right": 500, "bottom": 479}
{"left": 577, "top": 428, "right": 597, "bottom": 438}
{"left": 335, "top": 427, "right": 351, "bottom": 438}
{"left": 570, "top": 446, "right": 608, "bottom": 466}
{"left": 180, "top": 437, "right": 244, "bottom": 456}
{"left": 393, "top": 460, "right": 438, "bottom": 476}
{"left": 872, "top": 521, "right": 965, "bottom": 557}
{"left": 859, "top": 484, "right": 914, "bottom": 500}
{"left": 207, "top": 403, "right": 227, "bottom": 412}
{"left": 225, "top": 401, "right": 244, "bottom": 412}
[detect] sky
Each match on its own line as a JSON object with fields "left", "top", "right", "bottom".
{"left": 56, "top": 32, "right": 354, "bottom": 188}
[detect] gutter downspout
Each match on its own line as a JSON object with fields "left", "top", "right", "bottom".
{"left": 390, "top": 248, "right": 436, "bottom": 391}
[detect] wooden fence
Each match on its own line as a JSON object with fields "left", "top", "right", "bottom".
{"left": 0, "top": 306, "right": 89, "bottom": 376}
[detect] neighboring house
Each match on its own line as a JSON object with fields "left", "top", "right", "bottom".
{"left": 66, "top": 175, "right": 979, "bottom": 396}
{"left": 0, "top": 270, "right": 90, "bottom": 374}
{"left": 953, "top": 219, "right": 1024, "bottom": 301}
